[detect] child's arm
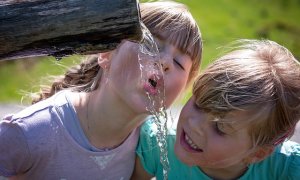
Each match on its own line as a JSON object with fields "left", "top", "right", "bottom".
{"left": 131, "top": 156, "right": 153, "bottom": 180}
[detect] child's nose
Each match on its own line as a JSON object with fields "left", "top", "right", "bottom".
{"left": 160, "top": 53, "right": 172, "bottom": 72}
{"left": 189, "top": 117, "right": 205, "bottom": 137}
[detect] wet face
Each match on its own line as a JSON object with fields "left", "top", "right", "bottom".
{"left": 103, "top": 39, "right": 192, "bottom": 114}
{"left": 155, "top": 37, "right": 192, "bottom": 107}
{"left": 174, "top": 96, "right": 253, "bottom": 169}
{"left": 104, "top": 41, "right": 150, "bottom": 114}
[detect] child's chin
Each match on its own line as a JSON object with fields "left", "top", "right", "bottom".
{"left": 174, "top": 142, "right": 194, "bottom": 166}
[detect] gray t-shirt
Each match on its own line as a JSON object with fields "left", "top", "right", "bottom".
{"left": 0, "top": 91, "right": 139, "bottom": 180}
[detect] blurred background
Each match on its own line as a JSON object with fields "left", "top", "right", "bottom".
{"left": 0, "top": 0, "right": 299, "bottom": 105}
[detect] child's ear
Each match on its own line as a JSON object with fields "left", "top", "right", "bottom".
{"left": 245, "top": 146, "right": 274, "bottom": 164}
{"left": 98, "top": 52, "right": 111, "bottom": 69}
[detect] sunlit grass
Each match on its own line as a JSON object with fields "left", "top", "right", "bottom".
{"left": 0, "top": 56, "right": 82, "bottom": 103}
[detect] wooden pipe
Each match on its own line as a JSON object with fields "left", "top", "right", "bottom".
{"left": 0, "top": 0, "right": 143, "bottom": 60}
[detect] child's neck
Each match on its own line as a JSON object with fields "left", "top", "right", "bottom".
{"left": 74, "top": 91, "right": 147, "bottom": 149}
{"left": 200, "top": 164, "right": 248, "bottom": 180}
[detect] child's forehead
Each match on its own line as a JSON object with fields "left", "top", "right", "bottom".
{"left": 154, "top": 32, "right": 191, "bottom": 53}
{"left": 154, "top": 31, "right": 176, "bottom": 43}
{"left": 219, "top": 105, "right": 270, "bottom": 126}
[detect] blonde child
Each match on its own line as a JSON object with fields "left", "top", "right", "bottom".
{"left": 134, "top": 39, "right": 300, "bottom": 180}
{"left": 0, "top": 1, "right": 202, "bottom": 179}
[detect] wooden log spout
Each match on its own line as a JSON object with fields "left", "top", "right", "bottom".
{"left": 0, "top": 0, "right": 143, "bottom": 60}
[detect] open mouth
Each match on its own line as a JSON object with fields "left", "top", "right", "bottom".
{"left": 143, "top": 74, "right": 163, "bottom": 95}
{"left": 149, "top": 78, "right": 157, "bottom": 88}
{"left": 180, "top": 130, "right": 203, "bottom": 153}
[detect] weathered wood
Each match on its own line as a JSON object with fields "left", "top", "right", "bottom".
{"left": 0, "top": 0, "right": 142, "bottom": 60}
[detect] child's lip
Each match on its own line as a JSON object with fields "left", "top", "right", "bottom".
{"left": 149, "top": 74, "right": 163, "bottom": 87}
{"left": 180, "top": 129, "right": 203, "bottom": 153}
{"left": 143, "top": 83, "right": 158, "bottom": 95}
{"left": 143, "top": 74, "right": 164, "bottom": 95}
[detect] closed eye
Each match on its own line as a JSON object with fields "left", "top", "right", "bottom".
{"left": 174, "top": 59, "right": 185, "bottom": 70}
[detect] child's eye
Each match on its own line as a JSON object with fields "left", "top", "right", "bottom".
{"left": 174, "top": 59, "right": 185, "bottom": 70}
{"left": 214, "top": 122, "right": 226, "bottom": 136}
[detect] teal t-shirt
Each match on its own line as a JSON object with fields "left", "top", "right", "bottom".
{"left": 136, "top": 119, "right": 300, "bottom": 180}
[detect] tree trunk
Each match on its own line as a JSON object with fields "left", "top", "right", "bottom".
{"left": 0, "top": 0, "right": 142, "bottom": 60}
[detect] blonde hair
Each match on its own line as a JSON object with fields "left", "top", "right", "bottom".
{"left": 193, "top": 39, "right": 300, "bottom": 147}
{"left": 140, "top": 1, "right": 202, "bottom": 85}
{"left": 32, "top": 1, "right": 202, "bottom": 104}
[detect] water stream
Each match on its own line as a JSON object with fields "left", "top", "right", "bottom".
{"left": 138, "top": 22, "right": 169, "bottom": 180}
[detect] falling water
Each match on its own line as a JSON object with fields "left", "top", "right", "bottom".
{"left": 138, "top": 22, "right": 169, "bottom": 180}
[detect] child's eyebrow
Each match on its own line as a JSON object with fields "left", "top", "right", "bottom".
{"left": 213, "top": 116, "right": 236, "bottom": 131}
{"left": 217, "top": 119, "right": 238, "bottom": 133}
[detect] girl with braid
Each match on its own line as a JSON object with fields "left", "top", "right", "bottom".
{"left": 0, "top": 1, "right": 202, "bottom": 179}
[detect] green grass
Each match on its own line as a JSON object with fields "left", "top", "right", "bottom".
{"left": 0, "top": 56, "right": 83, "bottom": 103}
{"left": 1, "top": 0, "right": 299, "bottom": 103}
{"left": 184, "top": 0, "right": 300, "bottom": 67}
